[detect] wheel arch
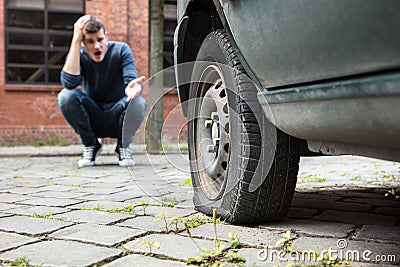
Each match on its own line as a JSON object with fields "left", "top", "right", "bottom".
{"left": 174, "top": 0, "right": 229, "bottom": 116}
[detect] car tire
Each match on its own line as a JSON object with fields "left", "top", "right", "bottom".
{"left": 187, "top": 30, "right": 300, "bottom": 224}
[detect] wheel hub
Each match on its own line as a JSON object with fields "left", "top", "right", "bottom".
{"left": 196, "top": 65, "right": 231, "bottom": 200}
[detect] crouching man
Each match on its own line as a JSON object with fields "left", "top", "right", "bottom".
{"left": 58, "top": 15, "right": 146, "bottom": 167}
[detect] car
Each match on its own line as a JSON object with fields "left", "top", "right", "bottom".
{"left": 173, "top": 0, "right": 400, "bottom": 224}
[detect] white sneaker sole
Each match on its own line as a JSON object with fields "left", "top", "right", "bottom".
{"left": 78, "top": 160, "right": 95, "bottom": 168}
{"left": 77, "top": 147, "right": 102, "bottom": 168}
{"left": 115, "top": 150, "right": 135, "bottom": 167}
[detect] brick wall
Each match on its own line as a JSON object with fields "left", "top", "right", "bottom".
{"left": 0, "top": 2, "right": 4, "bottom": 86}
{"left": 0, "top": 0, "right": 187, "bottom": 146}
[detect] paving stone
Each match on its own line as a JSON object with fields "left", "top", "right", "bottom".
{"left": 355, "top": 225, "right": 400, "bottom": 244}
{"left": 104, "top": 254, "right": 187, "bottom": 267}
{"left": 53, "top": 209, "right": 132, "bottom": 225}
{"left": 3, "top": 187, "right": 45, "bottom": 195}
{"left": 0, "top": 240, "right": 121, "bottom": 266}
{"left": 261, "top": 219, "right": 354, "bottom": 238}
{"left": 332, "top": 190, "right": 393, "bottom": 200}
{"left": 286, "top": 207, "right": 318, "bottom": 219}
{"left": 9, "top": 173, "right": 57, "bottom": 180}
{"left": 312, "top": 210, "right": 398, "bottom": 226}
{"left": 175, "top": 198, "right": 195, "bottom": 209}
{"left": 0, "top": 187, "right": 13, "bottom": 193}
{"left": 71, "top": 187, "right": 127, "bottom": 195}
{"left": 236, "top": 248, "right": 265, "bottom": 267}
{"left": 50, "top": 223, "right": 147, "bottom": 246}
{"left": 92, "top": 177, "right": 133, "bottom": 185}
{"left": 0, "top": 212, "right": 12, "bottom": 218}
{"left": 118, "top": 183, "right": 160, "bottom": 192}
{"left": 237, "top": 247, "right": 317, "bottom": 267}
{"left": 7, "top": 179, "right": 50, "bottom": 188}
{"left": 0, "top": 193, "right": 31, "bottom": 203}
{"left": 4, "top": 205, "right": 68, "bottom": 216}
{"left": 17, "top": 197, "right": 85, "bottom": 207}
{"left": 241, "top": 244, "right": 353, "bottom": 267}
{"left": 52, "top": 176, "right": 96, "bottom": 185}
{"left": 30, "top": 191, "right": 91, "bottom": 199}
{"left": 293, "top": 237, "right": 400, "bottom": 264}
{"left": 346, "top": 240, "right": 400, "bottom": 265}
{"left": 0, "top": 232, "right": 38, "bottom": 252}
{"left": 37, "top": 185, "right": 75, "bottom": 192}
{"left": 342, "top": 198, "right": 400, "bottom": 208}
{"left": 129, "top": 196, "right": 169, "bottom": 206}
{"left": 145, "top": 206, "right": 197, "bottom": 218}
{"left": 0, "top": 203, "right": 27, "bottom": 212}
{"left": 124, "top": 233, "right": 227, "bottom": 261}
{"left": 347, "top": 261, "right": 397, "bottom": 267}
{"left": 0, "top": 216, "right": 72, "bottom": 236}
{"left": 181, "top": 223, "right": 285, "bottom": 247}
{"left": 68, "top": 200, "right": 133, "bottom": 210}
{"left": 293, "top": 192, "right": 341, "bottom": 201}
{"left": 117, "top": 215, "right": 172, "bottom": 232}
{"left": 373, "top": 206, "right": 400, "bottom": 217}
{"left": 76, "top": 190, "right": 144, "bottom": 202}
{"left": 291, "top": 198, "right": 373, "bottom": 213}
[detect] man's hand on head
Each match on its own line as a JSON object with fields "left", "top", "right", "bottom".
{"left": 73, "top": 15, "right": 91, "bottom": 43}
{"left": 125, "top": 76, "right": 146, "bottom": 101}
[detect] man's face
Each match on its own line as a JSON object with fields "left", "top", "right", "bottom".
{"left": 82, "top": 28, "right": 108, "bottom": 62}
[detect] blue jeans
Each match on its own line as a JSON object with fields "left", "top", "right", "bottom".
{"left": 58, "top": 88, "right": 147, "bottom": 147}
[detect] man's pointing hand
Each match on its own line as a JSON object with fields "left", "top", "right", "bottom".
{"left": 125, "top": 76, "right": 146, "bottom": 101}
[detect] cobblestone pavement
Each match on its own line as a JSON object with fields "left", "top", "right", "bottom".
{"left": 0, "top": 147, "right": 399, "bottom": 266}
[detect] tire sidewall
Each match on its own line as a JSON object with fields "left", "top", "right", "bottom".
{"left": 188, "top": 31, "right": 248, "bottom": 216}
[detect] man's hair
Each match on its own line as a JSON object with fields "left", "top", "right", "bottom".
{"left": 84, "top": 16, "right": 106, "bottom": 34}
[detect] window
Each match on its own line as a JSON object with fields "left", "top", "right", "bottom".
{"left": 164, "top": 0, "right": 177, "bottom": 87}
{"left": 5, "top": 0, "right": 85, "bottom": 84}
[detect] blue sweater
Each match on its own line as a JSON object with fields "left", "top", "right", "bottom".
{"left": 61, "top": 41, "right": 138, "bottom": 103}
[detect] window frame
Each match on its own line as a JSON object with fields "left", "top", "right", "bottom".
{"left": 4, "top": 0, "right": 85, "bottom": 85}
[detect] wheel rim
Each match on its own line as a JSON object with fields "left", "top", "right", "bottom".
{"left": 195, "top": 64, "right": 231, "bottom": 200}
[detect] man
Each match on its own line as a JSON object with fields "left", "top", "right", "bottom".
{"left": 58, "top": 15, "right": 147, "bottom": 168}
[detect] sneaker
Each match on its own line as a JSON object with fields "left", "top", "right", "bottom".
{"left": 78, "top": 141, "right": 102, "bottom": 168}
{"left": 115, "top": 145, "right": 136, "bottom": 167}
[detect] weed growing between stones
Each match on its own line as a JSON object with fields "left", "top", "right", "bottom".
{"left": 184, "top": 209, "right": 246, "bottom": 266}
{"left": 137, "top": 239, "right": 160, "bottom": 256}
{"left": 297, "top": 174, "right": 327, "bottom": 184}
{"left": 7, "top": 256, "right": 43, "bottom": 267}
{"left": 169, "top": 215, "right": 183, "bottom": 233}
{"left": 30, "top": 213, "right": 66, "bottom": 221}
{"left": 154, "top": 212, "right": 185, "bottom": 233}
{"left": 154, "top": 212, "right": 224, "bottom": 233}
{"left": 67, "top": 184, "right": 96, "bottom": 189}
{"left": 80, "top": 204, "right": 136, "bottom": 215}
{"left": 80, "top": 199, "right": 151, "bottom": 216}
{"left": 384, "top": 187, "right": 400, "bottom": 200}
{"left": 137, "top": 200, "right": 149, "bottom": 215}
{"left": 185, "top": 213, "right": 223, "bottom": 228}
{"left": 160, "top": 194, "right": 184, "bottom": 207}
{"left": 154, "top": 211, "right": 170, "bottom": 232}
{"left": 180, "top": 177, "right": 192, "bottom": 186}
{"left": 31, "top": 213, "right": 53, "bottom": 219}
{"left": 350, "top": 171, "right": 399, "bottom": 186}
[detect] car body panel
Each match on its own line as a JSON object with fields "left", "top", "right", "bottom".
{"left": 219, "top": 0, "right": 400, "bottom": 89}
{"left": 258, "top": 73, "right": 400, "bottom": 161}
{"left": 174, "top": 0, "right": 400, "bottom": 161}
